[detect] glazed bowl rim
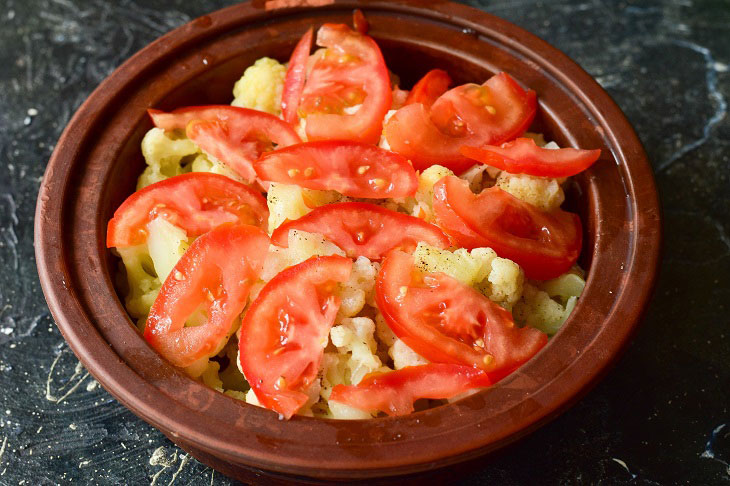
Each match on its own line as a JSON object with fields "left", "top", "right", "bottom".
{"left": 34, "top": 0, "right": 661, "bottom": 479}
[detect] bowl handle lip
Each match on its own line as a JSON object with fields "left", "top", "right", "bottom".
{"left": 35, "top": 0, "right": 662, "bottom": 478}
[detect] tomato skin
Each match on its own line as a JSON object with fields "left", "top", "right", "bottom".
{"left": 255, "top": 140, "right": 418, "bottom": 198}
{"left": 384, "top": 72, "right": 537, "bottom": 172}
{"left": 144, "top": 224, "right": 269, "bottom": 368}
{"left": 107, "top": 173, "right": 268, "bottom": 248}
{"left": 352, "top": 9, "right": 369, "bottom": 34}
{"left": 329, "top": 364, "right": 491, "bottom": 416}
{"left": 404, "top": 69, "right": 452, "bottom": 108}
{"left": 271, "top": 202, "right": 450, "bottom": 260}
{"left": 239, "top": 255, "right": 352, "bottom": 419}
{"left": 376, "top": 250, "right": 547, "bottom": 381}
{"left": 301, "top": 24, "right": 392, "bottom": 144}
{"left": 460, "top": 138, "right": 601, "bottom": 178}
{"left": 433, "top": 176, "right": 582, "bottom": 280}
{"left": 148, "top": 106, "right": 301, "bottom": 182}
{"left": 281, "top": 27, "right": 313, "bottom": 125}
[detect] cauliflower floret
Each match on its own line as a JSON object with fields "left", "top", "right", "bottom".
{"left": 261, "top": 230, "right": 345, "bottom": 281}
{"left": 266, "top": 183, "right": 342, "bottom": 233}
{"left": 410, "top": 165, "right": 455, "bottom": 221}
{"left": 137, "top": 128, "right": 199, "bottom": 188}
{"left": 389, "top": 339, "right": 428, "bottom": 369}
{"left": 495, "top": 173, "right": 565, "bottom": 211}
{"left": 374, "top": 312, "right": 398, "bottom": 348}
{"left": 514, "top": 269, "right": 586, "bottom": 334}
{"left": 199, "top": 361, "right": 224, "bottom": 391}
{"left": 146, "top": 217, "right": 190, "bottom": 283}
{"left": 337, "top": 256, "right": 380, "bottom": 318}
{"left": 116, "top": 245, "right": 160, "bottom": 320}
{"left": 190, "top": 153, "right": 244, "bottom": 182}
{"left": 330, "top": 317, "right": 384, "bottom": 385}
{"left": 413, "top": 243, "right": 524, "bottom": 309}
{"left": 231, "top": 57, "right": 287, "bottom": 115}
{"left": 318, "top": 352, "right": 374, "bottom": 419}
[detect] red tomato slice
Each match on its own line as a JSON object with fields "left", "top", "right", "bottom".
{"left": 460, "top": 138, "right": 601, "bottom": 178}
{"left": 239, "top": 255, "right": 353, "bottom": 419}
{"left": 329, "top": 364, "right": 491, "bottom": 416}
{"left": 271, "top": 202, "right": 450, "bottom": 260}
{"left": 148, "top": 106, "right": 301, "bottom": 182}
{"left": 281, "top": 27, "right": 313, "bottom": 125}
{"left": 144, "top": 224, "right": 269, "bottom": 368}
{"left": 299, "top": 24, "right": 391, "bottom": 144}
{"left": 254, "top": 140, "right": 417, "bottom": 198}
{"left": 433, "top": 175, "right": 582, "bottom": 280}
{"left": 353, "top": 9, "right": 369, "bottom": 34}
{"left": 404, "top": 69, "right": 452, "bottom": 108}
{"left": 376, "top": 250, "right": 547, "bottom": 381}
{"left": 384, "top": 72, "right": 537, "bottom": 172}
{"left": 107, "top": 173, "right": 268, "bottom": 248}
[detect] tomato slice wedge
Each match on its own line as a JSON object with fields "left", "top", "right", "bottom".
{"left": 352, "top": 9, "right": 369, "bottom": 34}
{"left": 376, "top": 250, "right": 547, "bottom": 381}
{"left": 404, "top": 69, "right": 452, "bottom": 108}
{"left": 384, "top": 72, "right": 537, "bottom": 172}
{"left": 239, "top": 255, "right": 353, "bottom": 419}
{"left": 255, "top": 140, "right": 417, "bottom": 198}
{"left": 144, "top": 224, "right": 269, "bottom": 368}
{"left": 148, "top": 106, "right": 301, "bottom": 182}
{"left": 329, "top": 364, "right": 491, "bottom": 416}
{"left": 433, "top": 175, "right": 582, "bottom": 280}
{"left": 281, "top": 27, "right": 313, "bottom": 125}
{"left": 271, "top": 202, "right": 450, "bottom": 260}
{"left": 460, "top": 138, "right": 601, "bottom": 178}
{"left": 107, "top": 173, "right": 268, "bottom": 248}
{"left": 299, "top": 24, "right": 392, "bottom": 144}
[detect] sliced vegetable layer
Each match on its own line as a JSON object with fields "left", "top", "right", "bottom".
{"left": 376, "top": 250, "right": 547, "bottom": 381}
{"left": 271, "top": 202, "right": 450, "bottom": 260}
{"left": 384, "top": 72, "right": 536, "bottom": 172}
{"left": 404, "top": 69, "right": 452, "bottom": 108}
{"left": 460, "top": 138, "right": 601, "bottom": 177}
{"left": 281, "top": 27, "right": 313, "bottom": 125}
{"left": 299, "top": 24, "right": 392, "bottom": 144}
{"left": 107, "top": 173, "right": 268, "bottom": 247}
{"left": 329, "top": 364, "right": 492, "bottom": 416}
{"left": 149, "top": 105, "right": 301, "bottom": 182}
{"left": 433, "top": 176, "right": 581, "bottom": 280}
{"left": 255, "top": 141, "right": 417, "bottom": 198}
{"left": 144, "top": 224, "right": 270, "bottom": 368}
{"left": 239, "top": 255, "right": 353, "bottom": 419}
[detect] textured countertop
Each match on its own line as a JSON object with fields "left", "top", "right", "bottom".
{"left": 0, "top": 0, "right": 728, "bottom": 484}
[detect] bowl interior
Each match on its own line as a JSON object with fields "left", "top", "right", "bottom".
{"left": 39, "top": 2, "right": 657, "bottom": 481}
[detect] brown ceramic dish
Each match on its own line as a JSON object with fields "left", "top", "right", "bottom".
{"left": 35, "top": 0, "right": 661, "bottom": 483}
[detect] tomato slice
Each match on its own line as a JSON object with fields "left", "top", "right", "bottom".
{"left": 460, "top": 138, "right": 601, "bottom": 178}
{"left": 144, "top": 224, "right": 269, "bottom": 368}
{"left": 271, "top": 202, "right": 450, "bottom": 260}
{"left": 255, "top": 140, "right": 417, "bottom": 198}
{"left": 433, "top": 175, "right": 582, "bottom": 280}
{"left": 404, "top": 69, "right": 452, "bottom": 108}
{"left": 281, "top": 27, "right": 313, "bottom": 125}
{"left": 384, "top": 72, "right": 537, "bottom": 172}
{"left": 239, "top": 255, "right": 353, "bottom": 419}
{"left": 299, "top": 24, "right": 392, "bottom": 144}
{"left": 107, "top": 173, "right": 268, "bottom": 248}
{"left": 148, "top": 106, "right": 301, "bottom": 182}
{"left": 329, "top": 364, "right": 491, "bottom": 416}
{"left": 376, "top": 250, "right": 547, "bottom": 381}
{"left": 353, "top": 9, "right": 369, "bottom": 35}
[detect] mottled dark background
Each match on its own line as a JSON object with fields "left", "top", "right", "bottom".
{"left": 0, "top": 0, "right": 728, "bottom": 484}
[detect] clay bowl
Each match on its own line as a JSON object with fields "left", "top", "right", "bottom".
{"left": 35, "top": 0, "right": 661, "bottom": 483}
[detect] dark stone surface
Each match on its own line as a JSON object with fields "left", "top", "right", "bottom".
{"left": 0, "top": 0, "right": 727, "bottom": 484}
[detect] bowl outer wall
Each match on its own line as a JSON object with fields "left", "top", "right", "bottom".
{"left": 34, "top": 0, "right": 661, "bottom": 480}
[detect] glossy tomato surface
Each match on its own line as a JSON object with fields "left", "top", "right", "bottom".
{"left": 144, "top": 224, "right": 269, "bottom": 368}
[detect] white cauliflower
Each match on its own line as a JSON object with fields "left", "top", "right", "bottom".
{"left": 137, "top": 128, "right": 199, "bottom": 188}
{"left": 389, "top": 339, "right": 428, "bottom": 369}
{"left": 231, "top": 57, "right": 287, "bottom": 115}
{"left": 495, "top": 173, "right": 565, "bottom": 211}
{"left": 266, "top": 183, "right": 342, "bottom": 233}
{"left": 330, "top": 317, "right": 385, "bottom": 385}
{"left": 336, "top": 256, "right": 380, "bottom": 318}
{"left": 260, "top": 230, "right": 345, "bottom": 281}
